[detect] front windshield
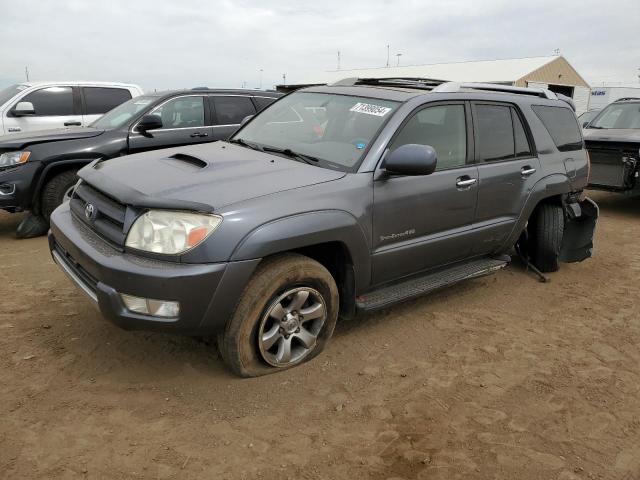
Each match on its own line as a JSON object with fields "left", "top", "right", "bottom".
{"left": 589, "top": 102, "right": 640, "bottom": 129}
{"left": 90, "top": 96, "right": 156, "bottom": 129}
{"left": 233, "top": 92, "right": 400, "bottom": 171}
{"left": 0, "top": 84, "right": 27, "bottom": 107}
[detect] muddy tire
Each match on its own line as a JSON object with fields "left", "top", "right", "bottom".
{"left": 41, "top": 170, "right": 78, "bottom": 221}
{"left": 218, "top": 253, "right": 339, "bottom": 377}
{"left": 530, "top": 203, "right": 564, "bottom": 273}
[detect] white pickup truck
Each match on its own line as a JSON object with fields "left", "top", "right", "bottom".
{"left": 0, "top": 81, "right": 143, "bottom": 135}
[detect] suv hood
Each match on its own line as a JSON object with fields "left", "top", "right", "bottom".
{"left": 79, "top": 142, "right": 346, "bottom": 212}
{"left": 0, "top": 127, "right": 104, "bottom": 150}
{"left": 583, "top": 128, "right": 640, "bottom": 143}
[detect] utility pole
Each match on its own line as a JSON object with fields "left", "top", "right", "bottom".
{"left": 396, "top": 53, "right": 402, "bottom": 67}
{"left": 386, "top": 45, "right": 390, "bottom": 67}
{"left": 553, "top": 48, "right": 560, "bottom": 55}
{"left": 259, "top": 69, "right": 263, "bottom": 89}
{"left": 337, "top": 51, "right": 341, "bottom": 70}
{"left": 25, "top": 66, "right": 29, "bottom": 82}
{"left": 282, "top": 73, "right": 286, "bottom": 86}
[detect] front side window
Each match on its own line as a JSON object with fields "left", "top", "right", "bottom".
{"left": 588, "top": 102, "right": 640, "bottom": 130}
{"left": 532, "top": 105, "right": 583, "bottom": 151}
{"left": 0, "top": 84, "right": 27, "bottom": 107}
{"left": 234, "top": 92, "right": 400, "bottom": 171}
{"left": 90, "top": 96, "right": 155, "bottom": 129}
{"left": 389, "top": 104, "right": 467, "bottom": 170}
{"left": 19, "top": 86, "right": 74, "bottom": 116}
{"left": 83, "top": 87, "right": 132, "bottom": 115}
{"left": 213, "top": 96, "right": 256, "bottom": 125}
{"left": 151, "top": 96, "right": 205, "bottom": 129}
{"left": 476, "top": 104, "right": 515, "bottom": 162}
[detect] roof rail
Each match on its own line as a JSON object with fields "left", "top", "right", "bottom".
{"left": 432, "top": 82, "right": 558, "bottom": 100}
{"left": 332, "top": 77, "right": 447, "bottom": 91}
{"left": 614, "top": 97, "right": 640, "bottom": 102}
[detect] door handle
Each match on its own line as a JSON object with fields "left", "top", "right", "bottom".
{"left": 521, "top": 166, "right": 537, "bottom": 177}
{"left": 64, "top": 121, "right": 82, "bottom": 126}
{"left": 190, "top": 132, "right": 208, "bottom": 138}
{"left": 456, "top": 177, "right": 477, "bottom": 188}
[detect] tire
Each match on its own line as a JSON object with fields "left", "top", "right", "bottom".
{"left": 530, "top": 203, "right": 564, "bottom": 273}
{"left": 218, "top": 253, "right": 339, "bottom": 377}
{"left": 40, "top": 170, "right": 79, "bottom": 221}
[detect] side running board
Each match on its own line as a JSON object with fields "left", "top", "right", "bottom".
{"left": 356, "top": 256, "right": 509, "bottom": 312}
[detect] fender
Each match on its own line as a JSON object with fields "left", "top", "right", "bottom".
{"left": 231, "top": 210, "right": 371, "bottom": 291}
{"left": 32, "top": 158, "right": 99, "bottom": 204}
{"left": 501, "top": 172, "right": 572, "bottom": 249}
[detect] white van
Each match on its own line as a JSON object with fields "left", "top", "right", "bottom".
{"left": 0, "top": 81, "right": 143, "bottom": 135}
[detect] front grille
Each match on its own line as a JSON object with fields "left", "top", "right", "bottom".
{"left": 70, "top": 183, "right": 128, "bottom": 247}
{"left": 52, "top": 240, "right": 99, "bottom": 296}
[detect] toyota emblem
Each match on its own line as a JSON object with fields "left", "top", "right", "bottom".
{"left": 84, "top": 203, "right": 97, "bottom": 221}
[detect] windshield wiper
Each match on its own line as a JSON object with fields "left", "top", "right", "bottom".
{"left": 261, "top": 146, "right": 320, "bottom": 165}
{"left": 228, "top": 138, "right": 264, "bottom": 152}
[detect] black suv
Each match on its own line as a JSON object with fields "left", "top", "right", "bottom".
{"left": 49, "top": 79, "right": 598, "bottom": 377}
{"left": 0, "top": 89, "right": 281, "bottom": 237}
{"left": 584, "top": 97, "right": 640, "bottom": 194}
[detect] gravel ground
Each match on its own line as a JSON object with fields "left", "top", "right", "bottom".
{"left": 1, "top": 190, "right": 639, "bottom": 480}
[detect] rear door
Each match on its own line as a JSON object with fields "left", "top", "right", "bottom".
{"left": 371, "top": 102, "right": 479, "bottom": 285}
{"left": 128, "top": 95, "right": 213, "bottom": 153}
{"left": 81, "top": 87, "right": 133, "bottom": 126}
{"left": 3, "top": 86, "right": 81, "bottom": 133}
{"left": 210, "top": 95, "right": 257, "bottom": 140}
{"left": 471, "top": 102, "right": 541, "bottom": 255}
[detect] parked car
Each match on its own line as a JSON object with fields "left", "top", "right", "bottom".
{"left": 49, "top": 79, "right": 598, "bottom": 377}
{"left": 584, "top": 97, "right": 640, "bottom": 194}
{"left": 0, "top": 88, "right": 281, "bottom": 237}
{"left": 0, "top": 81, "right": 143, "bottom": 134}
{"left": 577, "top": 108, "right": 600, "bottom": 128}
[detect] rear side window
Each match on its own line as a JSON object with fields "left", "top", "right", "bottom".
{"left": 253, "top": 96, "right": 277, "bottom": 111}
{"left": 475, "top": 105, "right": 514, "bottom": 162}
{"left": 213, "top": 96, "right": 256, "bottom": 125}
{"left": 84, "top": 87, "right": 132, "bottom": 115}
{"left": 19, "top": 86, "right": 74, "bottom": 116}
{"left": 532, "top": 105, "right": 583, "bottom": 152}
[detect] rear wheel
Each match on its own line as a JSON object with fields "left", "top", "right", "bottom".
{"left": 218, "top": 253, "right": 339, "bottom": 377}
{"left": 41, "top": 170, "right": 78, "bottom": 221}
{"left": 529, "top": 203, "right": 564, "bottom": 273}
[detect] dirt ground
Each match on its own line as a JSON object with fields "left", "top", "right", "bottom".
{"left": 1, "top": 191, "right": 639, "bottom": 480}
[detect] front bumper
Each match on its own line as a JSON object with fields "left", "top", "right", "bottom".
{"left": 0, "top": 162, "right": 40, "bottom": 211}
{"left": 49, "top": 203, "right": 260, "bottom": 334}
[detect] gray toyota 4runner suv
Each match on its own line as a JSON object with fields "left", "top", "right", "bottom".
{"left": 48, "top": 78, "right": 598, "bottom": 377}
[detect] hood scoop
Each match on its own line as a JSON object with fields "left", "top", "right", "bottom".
{"left": 162, "top": 153, "right": 209, "bottom": 171}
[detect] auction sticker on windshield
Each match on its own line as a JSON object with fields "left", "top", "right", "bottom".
{"left": 350, "top": 102, "right": 392, "bottom": 116}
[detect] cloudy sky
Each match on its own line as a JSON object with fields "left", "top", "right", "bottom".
{"left": 1, "top": 0, "right": 638, "bottom": 91}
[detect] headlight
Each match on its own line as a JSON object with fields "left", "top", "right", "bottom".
{"left": 0, "top": 151, "right": 30, "bottom": 168}
{"left": 125, "top": 210, "right": 222, "bottom": 254}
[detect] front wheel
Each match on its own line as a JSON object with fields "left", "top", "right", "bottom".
{"left": 218, "top": 253, "right": 339, "bottom": 377}
{"left": 41, "top": 170, "right": 79, "bottom": 221}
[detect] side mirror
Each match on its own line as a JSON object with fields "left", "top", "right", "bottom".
{"left": 13, "top": 101, "right": 35, "bottom": 116}
{"left": 383, "top": 144, "right": 438, "bottom": 176}
{"left": 582, "top": 121, "right": 589, "bottom": 128}
{"left": 240, "top": 115, "right": 254, "bottom": 126}
{"left": 136, "top": 114, "right": 163, "bottom": 132}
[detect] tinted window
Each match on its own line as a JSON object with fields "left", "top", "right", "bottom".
{"left": 475, "top": 105, "right": 514, "bottom": 162}
{"left": 20, "top": 86, "right": 74, "bottom": 116}
{"left": 512, "top": 109, "right": 532, "bottom": 158}
{"left": 532, "top": 105, "right": 583, "bottom": 151}
{"left": 213, "top": 96, "right": 256, "bottom": 125}
{"left": 390, "top": 105, "right": 467, "bottom": 170}
{"left": 254, "top": 96, "right": 277, "bottom": 111}
{"left": 151, "top": 96, "right": 205, "bottom": 129}
{"left": 84, "top": 87, "right": 132, "bottom": 115}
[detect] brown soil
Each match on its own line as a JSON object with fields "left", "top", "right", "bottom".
{"left": 1, "top": 191, "right": 639, "bottom": 480}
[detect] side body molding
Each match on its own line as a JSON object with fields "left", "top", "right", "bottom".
{"left": 231, "top": 210, "right": 371, "bottom": 292}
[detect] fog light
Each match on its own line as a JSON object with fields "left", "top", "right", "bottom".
{"left": 120, "top": 294, "right": 180, "bottom": 318}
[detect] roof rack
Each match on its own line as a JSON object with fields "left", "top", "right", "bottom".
{"left": 332, "top": 77, "right": 447, "bottom": 91}
{"left": 432, "top": 82, "right": 558, "bottom": 100}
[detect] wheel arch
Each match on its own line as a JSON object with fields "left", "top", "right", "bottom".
{"left": 31, "top": 159, "right": 97, "bottom": 210}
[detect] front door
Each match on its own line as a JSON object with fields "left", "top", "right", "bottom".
{"left": 471, "top": 102, "right": 542, "bottom": 255}
{"left": 128, "top": 95, "right": 213, "bottom": 153}
{"left": 3, "top": 86, "right": 81, "bottom": 133}
{"left": 371, "top": 102, "right": 478, "bottom": 285}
